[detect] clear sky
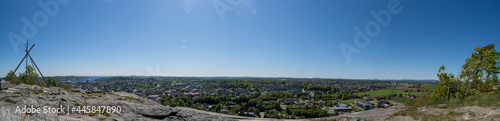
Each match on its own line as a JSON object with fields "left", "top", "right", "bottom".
{"left": 0, "top": 0, "right": 499, "bottom": 80}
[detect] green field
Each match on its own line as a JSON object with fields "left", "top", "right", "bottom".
{"left": 389, "top": 97, "right": 406, "bottom": 103}
{"left": 428, "top": 84, "right": 437, "bottom": 90}
{"left": 339, "top": 98, "right": 363, "bottom": 104}
{"left": 354, "top": 89, "right": 424, "bottom": 97}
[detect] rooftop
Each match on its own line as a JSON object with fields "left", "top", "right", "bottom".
{"left": 334, "top": 103, "right": 353, "bottom": 110}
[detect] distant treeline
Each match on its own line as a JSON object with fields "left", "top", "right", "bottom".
{"left": 92, "top": 76, "right": 435, "bottom": 83}
{"left": 51, "top": 76, "right": 90, "bottom": 82}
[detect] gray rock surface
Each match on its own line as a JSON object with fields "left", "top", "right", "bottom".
{"left": 5, "top": 84, "right": 454, "bottom": 121}
{"left": 0, "top": 84, "right": 256, "bottom": 121}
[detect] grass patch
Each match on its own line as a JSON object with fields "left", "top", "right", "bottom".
{"left": 74, "top": 103, "right": 81, "bottom": 106}
{"left": 389, "top": 97, "right": 406, "bottom": 103}
{"left": 458, "top": 92, "right": 500, "bottom": 107}
{"left": 338, "top": 99, "right": 364, "bottom": 111}
{"left": 354, "top": 89, "right": 424, "bottom": 97}
{"left": 428, "top": 84, "right": 437, "bottom": 90}
{"left": 339, "top": 98, "right": 363, "bottom": 104}
{"left": 447, "top": 111, "right": 463, "bottom": 116}
{"left": 421, "top": 91, "right": 500, "bottom": 109}
{"left": 117, "top": 96, "right": 144, "bottom": 103}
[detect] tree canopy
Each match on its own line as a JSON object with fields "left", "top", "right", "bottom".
{"left": 429, "top": 44, "right": 500, "bottom": 101}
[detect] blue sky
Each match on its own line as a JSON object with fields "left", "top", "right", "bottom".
{"left": 0, "top": 0, "right": 499, "bottom": 79}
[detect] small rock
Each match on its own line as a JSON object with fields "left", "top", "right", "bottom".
{"left": 113, "top": 117, "right": 124, "bottom": 121}
{"left": 437, "top": 104, "right": 447, "bottom": 108}
{"left": 4, "top": 98, "right": 15, "bottom": 103}
{"left": 487, "top": 110, "right": 498, "bottom": 116}
{"left": 97, "top": 114, "right": 106, "bottom": 119}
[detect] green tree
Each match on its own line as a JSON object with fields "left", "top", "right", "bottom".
{"left": 6, "top": 70, "right": 19, "bottom": 85}
{"left": 215, "top": 104, "right": 221, "bottom": 113}
{"left": 428, "top": 44, "right": 500, "bottom": 102}
{"left": 405, "top": 97, "right": 415, "bottom": 105}
{"left": 18, "top": 65, "right": 39, "bottom": 85}
{"left": 179, "top": 99, "right": 185, "bottom": 107}
{"left": 238, "top": 110, "right": 245, "bottom": 116}
{"left": 434, "top": 65, "right": 459, "bottom": 101}
{"left": 47, "top": 77, "right": 58, "bottom": 87}
{"left": 274, "top": 102, "right": 282, "bottom": 111}
{"left": 341, "top": 93, "right": 348, "bottom": 100}
{"left": 421, "top": 84, "right": 431, "bottom": 97}
{"left": 459, "top": 44, "right": 499, "bottom": 96}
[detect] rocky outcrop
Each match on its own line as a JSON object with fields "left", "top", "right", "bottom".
{"left": 11, "top": 84, "right": 487, "bottom": 121}
{"left": 417, "top": 106, "right": 500, "bottom": 120}
{"left": 0, "top": 84, "right": 256, "bottom": 121}
{"left": 308, "top": 106, "right": 410, "bottom": 121}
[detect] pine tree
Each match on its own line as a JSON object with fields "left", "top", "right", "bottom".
{"left": 6, "top": 70, "right": 18, "bottom": 85}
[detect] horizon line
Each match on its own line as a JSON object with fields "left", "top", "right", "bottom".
{"left": 1, "top": 75, "right": 437, "bottom": 81}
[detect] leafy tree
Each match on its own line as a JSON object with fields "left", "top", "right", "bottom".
{"left": 247, "top": 98, "right": 259, "bottom": 107}
{"left": 376, "top": 101, "right": 382, "bottom": 108}
{"left": 428, "top": 44, "right": 499, "bottom": 102}
{"left": 460, "top": 44, "right": 499, "bottom": 95}
{"left": 341, "top": 93, "right": 348, "bottom": 100}
{"left": 433, "top": 65, "right": 459, "bottom": 101}
{"left": 39, "top": 79, "right": 47, "bottom": 87}
{"left": 274, "top": 102, "right": 282, "bottom": 111}
{"left": 285, "top": 106, "right": 291, "bottom": 114}
{"left": 179, "top": 99, "right": 185, "bottom": 107}
{"left": 47, "top": 77, "right": 58, "bottom": 87}
{"left": 215, "top": 104, "right": 221, "bottom": 113}
{"left": 405, "top": 97, "right": 415, "bottom": 105}
{"left": 59, "top": 82, "right": 72, "bottom": 89}
{"left": 18, "top": 65, "right": 39, "bottom": 85}
{"left": 6, "top": 70, "right": 18, "bottom": 85}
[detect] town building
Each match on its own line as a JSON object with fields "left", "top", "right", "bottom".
{"left": 355, "top": 101, "right": 372, "bottom": 110}
{"left": 284, "top": 98, "right": 298, "bottom": 104}
{"left": 146, "top": 95, "right": 161, "bottom": 100}
{"left": 334, "top": 103, "right": 353, "bottom": 112}
{"left": 378, "top": 100, "right": 393, "bottom": 108}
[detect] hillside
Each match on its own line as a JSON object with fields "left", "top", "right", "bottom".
{"left": 388, "top": 91, "right": 500, "bottom": 121}
{"left": 4, "top": 83, "right": 500, "bottom": 121}
{"left": 0, "top": 83, "right": 428, "bottom": 121}
{"left": 0, "top": 84, "right": 259, "bottom": 121}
